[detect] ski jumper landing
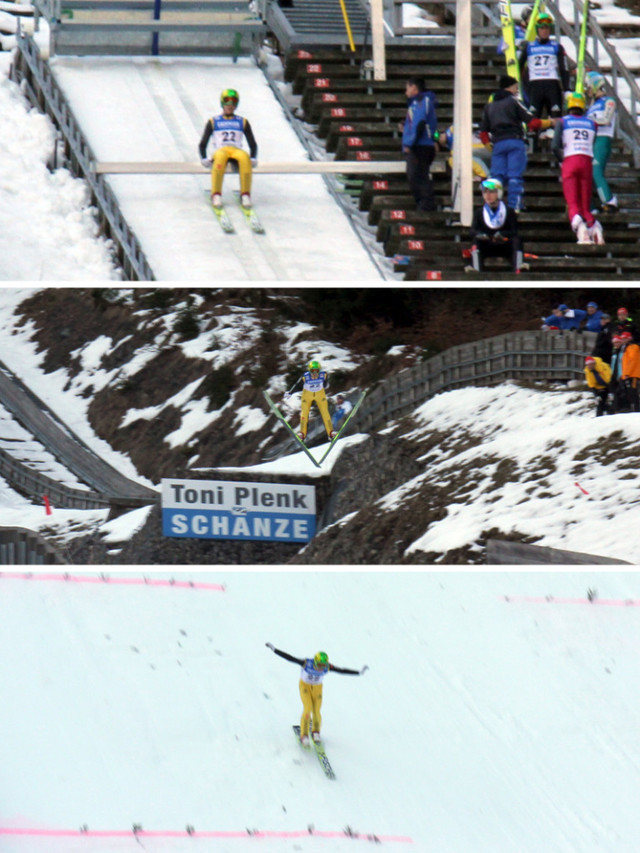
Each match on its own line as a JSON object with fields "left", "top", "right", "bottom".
{"left": 266, "top": 643, "right": 368, "bottom": 745}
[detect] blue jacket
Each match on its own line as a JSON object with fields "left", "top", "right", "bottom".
{"left": 543, "top": 309, "right": 587, "bottom": 330}
{"left": 402, "top": 92, "right": 438, "bottom": 149}
{"left": 585, "top": 309, "right": 603, "bottom": 332}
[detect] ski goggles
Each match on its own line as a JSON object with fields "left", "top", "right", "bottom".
{"left": 221, "top": 96, "right": 238, "bottom": 105}
{"left": 480, "top": 179, "right": 502, "bottom": 192}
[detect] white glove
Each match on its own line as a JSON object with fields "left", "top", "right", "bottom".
{"left": 266, "top": 642, "right": 275, "bottom": 651}
{"left": 250, "top": 157, "right": 258, "bottom": 167}
{"left": 201, "top": 158, "right": 212, "bottom": 168}
{"left": 360, "top": 665, "right": 369, "bottom": 675}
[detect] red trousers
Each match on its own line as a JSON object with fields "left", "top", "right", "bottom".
{"left": 561, "top": 154, "right": 595, "bottom": 227}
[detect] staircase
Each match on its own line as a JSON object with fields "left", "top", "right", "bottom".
{"left": 282, "top": 41, "right": 640, "bottom": 281}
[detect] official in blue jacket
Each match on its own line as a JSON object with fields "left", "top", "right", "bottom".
{"left": 402, "top": 77, "right": 438, "bottom": 212}
{"left": 585, "top": 301, "right": 603, "bottom": 332}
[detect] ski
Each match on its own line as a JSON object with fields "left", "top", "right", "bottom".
{"left": 213, "top": 205, "right": 234, "bottom": 233}
{"left": 234, "top": 191, "right": 265, "bottom": 233}
{"left": 263, "top": 391, "right": 321, "bottom": 468}
{"left": 204, "top": 192, "right": 235, "bottom": 233}
{"left": 318, "top": 390, "right": 367, "bottom": 465}
{"left": 575, "top": 0, "right": 590, "bottom": 95}
{"left": 293, "top": 725, "right": 335, "bottom": 779}
{"left": 292, "top": 725, "right": 311, "bottom": 750}
{"left": 312, "top": 735, "right": 336, "bottom": 780}
{"left": 524, "top": 0, "right": 544, "bottom": 42}
{"left": 498, "top": 0, "right": 520, "bottom": 84}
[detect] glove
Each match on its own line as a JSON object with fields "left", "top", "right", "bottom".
{"left": 265, "top": 642, "right": 275, "bottom": 651}
{"left": 527, "top": 118, "right": 543, "bottom": 132}
{"left": 360, "top": 665, "right": 369, "bottom": 675}
{"left": 250, "top": 157, "right": 258, "bottom": 167}
{"left": 201, "top": 158, "right": 212, "bottom": 168}
{"left": 476, "top": 232, "right": 490, "bottom": 241}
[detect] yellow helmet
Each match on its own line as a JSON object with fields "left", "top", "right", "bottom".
{"left": 567, "top": 92, "right": 586, "bottom": 111}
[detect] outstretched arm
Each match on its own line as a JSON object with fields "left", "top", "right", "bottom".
{"left": 266, "top": 642, "right": 305, "bottom": 666}
{"left": 330, "top": 663, "right": 369, "bottom": 676}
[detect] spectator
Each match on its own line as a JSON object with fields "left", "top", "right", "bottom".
{"left": 584, "top": 301, "right": 603, "bottom": 332}
{"left": 542, "top": 303, "right": 586, "bottom": 331}
{"left": 518, "top": 12, "right": 570, "bottom": 120}
{"left": 614, "top": 307, "right": 639, "bottom": 342}
{"left": 331, "top": 394, "right": 353, "bottom": 431}
{"left": 478, "top": 75, "right": 553, "bottom": 213}
{"left": 444, "top": 125, "right": 491, "bottom": 181}
{"left": 402, "top": 77, "right": 438, "bottom": 212}
{"left": 466, "top": 179, "right": 528, "bottom": 273}
{"left": 621, "top": 333, "right": 640, "bottom": 412}
{"left": 609, "top": 334, "right": 628, "bottom": 412}
{"left": 551, "top": 92, "right": 603, "bottom": 245}
{"left": 584, "top": 355, "right": 612, "bottom": 416}
{"left": 541, "top": 306, "right": 563, "bottom": 330}
{"left": 592, "top": 312, "right": 613, "bottom": 363}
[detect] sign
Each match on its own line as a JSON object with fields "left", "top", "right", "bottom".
{"left": 161, "top": 478, "right": 316, "bottom": 543}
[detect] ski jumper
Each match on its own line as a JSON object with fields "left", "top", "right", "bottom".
{"left": 198, "top": 113, "right": 258, "bottom": 196}
{"left": 469, "top": 200, "right": 524, "bottom": 271}
{"left": 552, "top": 114, "right": 597, "bottom": 229}
{"left": 518, "top": 39, "right": 569, "bottom": 118}
{"left": 586, "top": 94, "right": 617, "bottom": 206}
{"left": 296, "top": 369, "right": 333, "bottom": 439}
{"left": 402, "top": 90, "right": 438, "bottom": 211}
{"left": 269, "top": 647, "right": 360, "bottom": 738}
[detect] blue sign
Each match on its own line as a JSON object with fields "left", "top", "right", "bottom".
{"left": 161, "top": 478, "right": 316, "bottom": 543}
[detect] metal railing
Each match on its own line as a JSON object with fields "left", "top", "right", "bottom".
{"left": 0, "top": 527, "right": 68, "bottom": 564}
{"left": 356, "top": 329, "right": 597, "bottom": 433}
{"left": 11, "top": 30, "right": 155, "bottom": 280}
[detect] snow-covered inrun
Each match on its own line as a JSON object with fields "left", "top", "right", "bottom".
{"left": 2, "top": 569, "right": 640, "bottom": 853}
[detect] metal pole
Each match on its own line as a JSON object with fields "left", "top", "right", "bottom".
{"left": 453, "top": 0, "right": 473, "bottom": 225}
{"left": 370, "top": 0, "right": 387, "bottom": 80}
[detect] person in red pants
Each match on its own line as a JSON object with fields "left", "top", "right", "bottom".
{"left": 551, "top": 92, "right": 604, "bottom": 245}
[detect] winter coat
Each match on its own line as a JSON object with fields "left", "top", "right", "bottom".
{"left": 479, "top": 89, "right": 535, "bottom": 143}
{"left": 584, "top": 309, "right": 603, "bottom": 332}
{"left": 469, "top": 204, "right": 519, "bottom": 241}
{"left": 584, "top": 357, "right": 611, "bottom": 390}
{"left": 592, "top": 323, "right": 613, "bottom": 363}
{"left": 402, "top": 91, "right": 438, "bottom": 149}
{"left": 622, "top": 343, "right": 640, "bottom": 381}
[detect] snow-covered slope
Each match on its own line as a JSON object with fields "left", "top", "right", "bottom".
{"left": 3, "top": 570, "right": 640, "bottom": 852}
{"left": 50, "top": 56, "right": 384, "bottom": 281}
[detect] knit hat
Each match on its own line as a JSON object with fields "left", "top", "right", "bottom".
{"left": 585, "top": 357, "right": 596, "bottom": 365}
{"left": 587, "top": 301, "right": 598, "bottom": 308}
{"left": 557, "top": 304, "right": 569, "bottom": 311}
{"left": 601, "top": 313, "right": 611, "bottom": 320}
{"left": 499, "top": 75, "right": 518, "bottom": 90}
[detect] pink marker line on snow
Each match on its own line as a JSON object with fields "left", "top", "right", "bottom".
{"left": 0, "top": 827, "right": 413, "bottom": 844}
{"left": 0, "top": 573, "right": 225, "bottom": 591}
{"left": 503, "top": 595, "right": 640, "bottom": 607}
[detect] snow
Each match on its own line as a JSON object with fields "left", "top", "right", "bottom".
{"left": 390, "top": 383, "right": 640, "bottom": 563}
{"left": 46, "top": 55, "right": 384, "bottom": 282}
{"left": 3, "top": 569, "right": 640, "bottom": 853}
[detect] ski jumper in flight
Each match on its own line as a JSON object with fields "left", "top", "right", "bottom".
{"left": 287, "top": 360, "right": 335, "bottom": 442}
{"left": 198, "top": 88, "right": 258, "bottom": 209}
{"left": 266, "top": 643, "right": 368, "bottom": 745}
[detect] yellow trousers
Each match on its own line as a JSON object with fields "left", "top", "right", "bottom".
{"left": 299, "top": 680, "right": 323, "bottom": 737}
{"left": 300, "top": 388, "right": 333, "bottom": 438}
{"left": 212, "top": 146, "right": 252, "bottom": 195}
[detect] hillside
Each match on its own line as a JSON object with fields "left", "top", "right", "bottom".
{"left": 1, "top": 286, "right": 639, "bottom": 564}
{"left": 3, "top": 570, "right": 640, "bottom": 853}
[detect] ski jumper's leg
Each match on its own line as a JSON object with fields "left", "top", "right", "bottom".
{"left": 299, "top": 390, "right": 313, "bottom": 438}
{"left": 309, "top": 683, "right": 323, "bottom": 734}
{"left": 562, "top": 157, "right": 582, "bottom": 227}
{"left": 313, "top": 390, "right": 334, "bottom": 437}
{"left": 212, "top": 147, "right": 233, "bottom": 194}
{"left": 299, "top": 680, "right": 314, "bottom": 737}
{"left": 229, "top": 149, "right": 253, "bottom": 194}
{"left": 593, "top": 136, "right": 613, "bottom": 204}
{"left": 578, "top": 154, "right": 595, "bottom": 226}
